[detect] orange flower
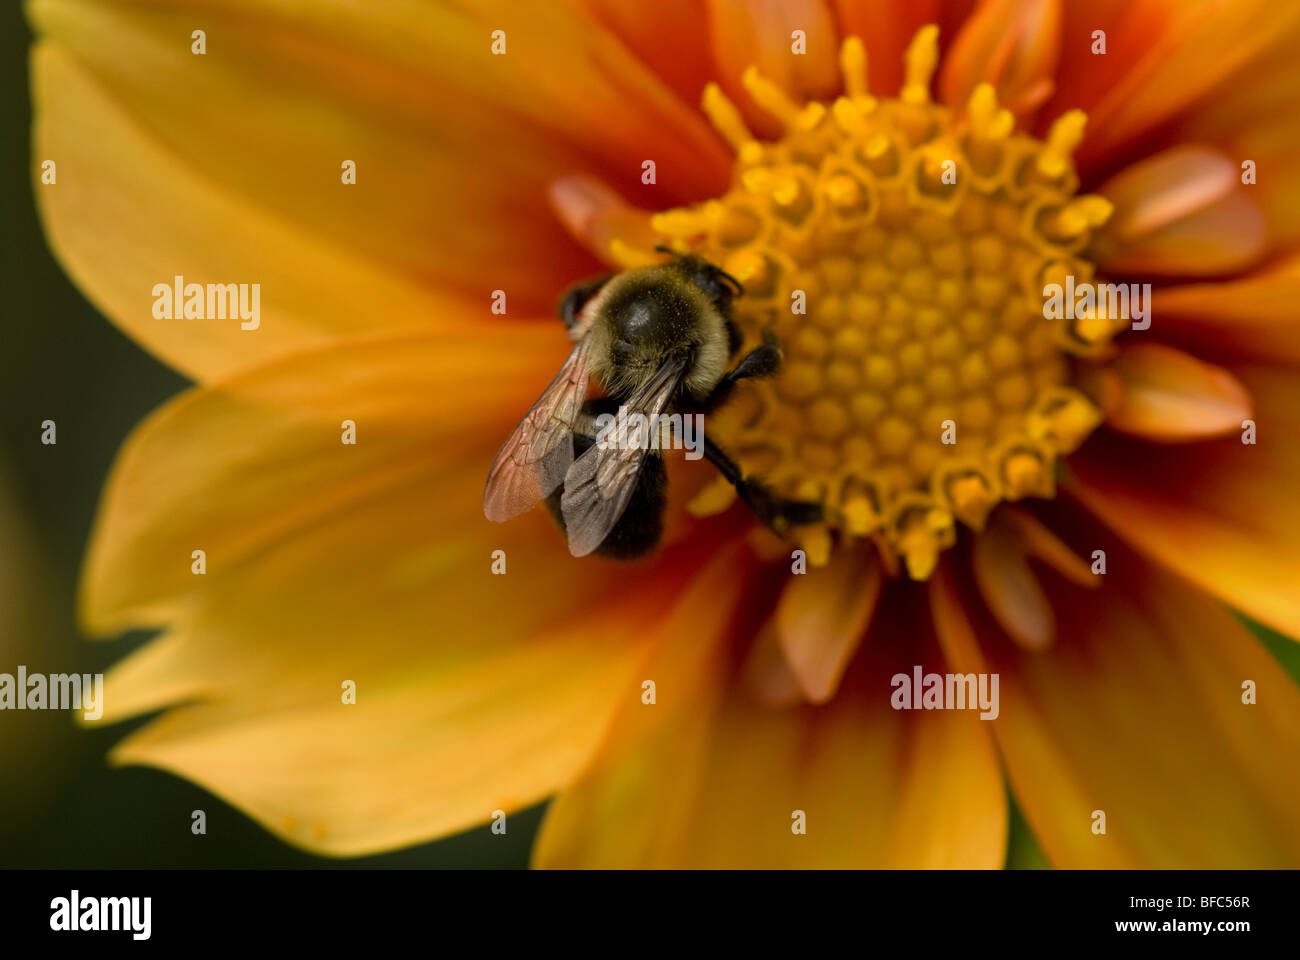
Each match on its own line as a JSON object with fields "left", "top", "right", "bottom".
{"left": 29, "top": 0, "right": 1300, "bottom": 866}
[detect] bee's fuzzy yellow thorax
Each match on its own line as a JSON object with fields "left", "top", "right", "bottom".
{"left": 638, "top": 28, "right": 1123, "bottom": 579}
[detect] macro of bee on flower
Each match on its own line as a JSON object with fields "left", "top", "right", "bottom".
{"left": 26, "top": 0, "right": 1300, "bottom": 867}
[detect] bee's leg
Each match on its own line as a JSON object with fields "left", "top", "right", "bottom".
{"left": 557, "top": 274, "right": 613, "bottom": 331}
{"left": 702, "top": 436, "right": 822, "bottom": 533}
{"left": 700, "top": 329, "right": 783, "bottom": 411}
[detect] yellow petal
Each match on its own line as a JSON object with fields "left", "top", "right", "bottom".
{"left": 933, "top": 541, "right": 1300, "bottom": 868}
{"left": 536, "top": 572, "right": 1006, "bottom": 868}
{"left": 108, "top": 588, "right": 656, "bottom": 856}
{"left": 30, "top": 42, "right": 462, "bottom": 382}
{"left": 29, "top": 0, "right": 730, "bottom": 378}
{"left": 1093, "top": 146, "right": 1266, "bottom": 277}
{"left": 775, "top": 546, "right": 882, "bottom": 702}
{"left": 1068, "top": 363, "right": 1300, "bottom": 638}
{"left": 82, "top": 324, "right": 562, "bottom": 634}
{"left": 1097, "top": 342, "right": 1253, "bottom": 441}
{"left": 92, "top": 420, "right": 718, "bottom": 854}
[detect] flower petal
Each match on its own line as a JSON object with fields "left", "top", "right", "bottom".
{"left": 706, "top": 0, "right": 841, "bottom": 135}
{"left": 91, "top": 394, "right": 718, "bottom": 854}
{"left": 1154, "top": 255, "right": 1300, "bottom": 368}
{"left": 775, "top": 545, "right": 882, "bottom": 702}
{"left": 548, "top": 175, "right": 659, "bottom": 268}
{"left": 831, "top": 0, "right": 976, "bottom": 95}
{"left": 972, "top": 511, "right": 1055, "bottom": 651}
{"left": 1090, "top": 342, "right": 1252, "bottom": 441}
{"left": 81, "top": 324, "right": 562, "bottom": 634}
{"left": 536, "top": 574, "right": 1006, "bottom": 868}
{"left": 30, "top": 42, "right": 465, "bottom": 382}
{"left": 1068, "top": 363, "right": 1300, "bottom": 638}
{"left": 1048, "top": 0, "right": 1300, "bottom": 173}
{"left": 1092, "top": 146, "right": 1266, "bottom": 277}
{"left": 933, "top": 539, "right": 1300, "bottom": 868}
{"left": 1178, "top": 39, "right": 1300, "bottom": 250}
{"left": 939, "top": 0, "right": 1062, "bottom": 121}
{"left": 29, "top": 0, "right": 731, "bottom": 378}
{"left": 108, "top": 578, "right": 657, "bottom": 856}
{"left": 569, "top": 0, "right": 719, "bottom": 109}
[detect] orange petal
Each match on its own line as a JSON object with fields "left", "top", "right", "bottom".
{"left": 1154, "top": 255, "right": 1300, "bottom": 368}
{"left": 972, "top": 511, "right": 1054, "bottom": 651}
{"left": 81, "top": 324, "right": 561, "bottom": 634}
{"left": 831, "top": 0, "right": 977, "bottom": 95}
{"left": 742, "top": 619, "right": 805, "bottom": 707}
{"left": 536, "top": 577, "right": 1006, "bottom": 867}
{"left": 933, "top": 543, "right": 1300, "bottom": 868}
{"left": 940, "top": 0, "right": 1061, "bottom": 121}
{"left": 569, "top": 0, "right": 719, "bottom": 110}
{"left": 548, "top": 175, "right": 659, "bottom": 268}
{"left": 1092, "top": 146, "right": 1266, "bottom": 277}
{"left": 703, "top": 0, "right": 841, "bottom": 139}
{"left": 775, "top": 546, "right": 883, "bottom": 702}
{"left": 1050, "top": 0, "right": 1300, "bottom": 172}
{"left": 1068, "top": 364, "right": 1300, "bottom": 638}
{"left": 1091, "top": 342, "right": 1252, "bottom": 441}
{"left": 1178, "top": 37, "right": 1300, "bottom": 250}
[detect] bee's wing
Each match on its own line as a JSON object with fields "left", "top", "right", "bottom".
{"left": 560, "top": 356, "right": 687, "bottom": 557}
{"left": 483, "top": 336, "right": 593, "bottom": 522}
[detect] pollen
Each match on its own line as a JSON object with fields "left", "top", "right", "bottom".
{"left": 646, "top": 29, "right": 1122, "bottom": 580}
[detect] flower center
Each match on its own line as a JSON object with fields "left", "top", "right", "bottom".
{"left": 646, "top": 29, "right": 1124, "bottom": 579}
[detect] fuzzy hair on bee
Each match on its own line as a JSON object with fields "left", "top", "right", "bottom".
{"left": 483, "top": 249, "right": 821, "bottom": 558}
{"left": 578, "top": 262, "right": 732, "bottom": 402}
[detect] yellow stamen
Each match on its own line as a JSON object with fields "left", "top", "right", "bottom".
{"left": 967, "top": 84, "right": 1014, "bottom": 140}
{"left": 741, "top": 66, "right": 802, "bottom": 127}
{"left": 840, "top": 36, "right": 869, "bottom": 100}
{"left": 1037, "top": 110, "right": 1086, "bottom": 179}
{"left": 701, "top": 82, "right": 755, "bottom": 153}
{"left": 901, "top": 25, "right": 939, "bottom": 104}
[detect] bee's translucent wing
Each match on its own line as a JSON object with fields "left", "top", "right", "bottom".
{"left": 483, "top": 336, "right": 593, "bottom": 522}
{"left": 560, "top": 357, "right": 686, "bottom": 557}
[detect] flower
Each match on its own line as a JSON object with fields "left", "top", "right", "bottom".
{"left": 28, "top": 0, "right": 1300, "bottom": 867}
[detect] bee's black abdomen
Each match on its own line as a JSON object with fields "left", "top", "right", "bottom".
{"left": 545, "top": 430, "right": 667, "bottom": 560}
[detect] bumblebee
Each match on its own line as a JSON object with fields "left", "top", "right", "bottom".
{"left": 483, "top": 248, "right": 820, "bottom": 557}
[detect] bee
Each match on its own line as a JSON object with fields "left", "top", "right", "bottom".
{"left": 483, "top": 248, "right": 821, "bottom": 558}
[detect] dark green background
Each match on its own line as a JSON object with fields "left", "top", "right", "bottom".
{"left": 3, "top": 2, "right": 1296, "bottom": 870}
